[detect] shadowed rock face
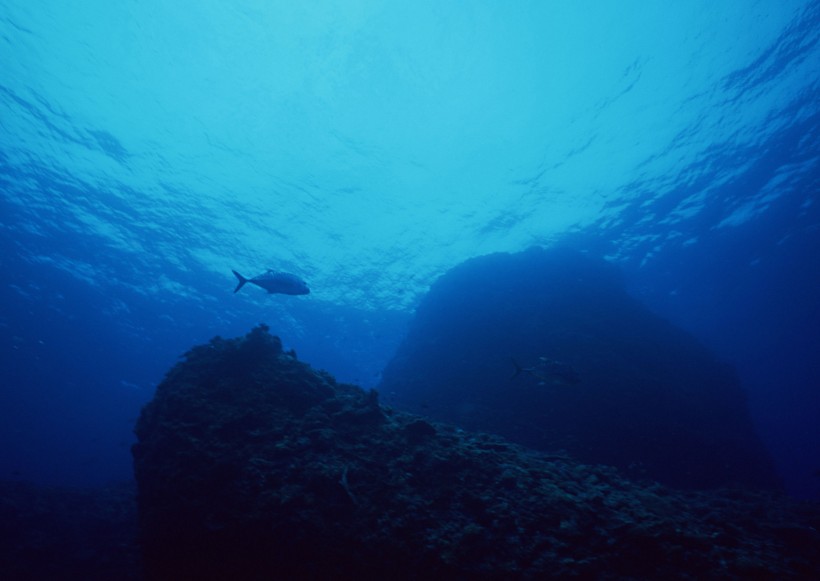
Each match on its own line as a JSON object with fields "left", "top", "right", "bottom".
{"left": 132, "top": 325, "right": 820, "bottom": 580}
{"left": 379, "top": 247, "right": 779, "bottom": 491}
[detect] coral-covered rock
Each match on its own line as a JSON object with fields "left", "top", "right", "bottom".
{"left": 379, "top": 247, "right": 779, "bottom": 491}
{"left": 133, "top": 325, "right": 819, "bottom": 580}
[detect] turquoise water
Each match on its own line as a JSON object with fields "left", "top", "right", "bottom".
{"left": 1, "top": 2, "right": 819, "bottom": 497}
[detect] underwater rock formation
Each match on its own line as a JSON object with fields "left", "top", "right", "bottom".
{"left": 132, "top": 325, "right": 819, "bottom": 580}
{"left": 379, "top": 247, "right": 779, "bottom": 491}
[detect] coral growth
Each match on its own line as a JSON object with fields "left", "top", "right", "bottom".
{"left": 132, "top": 325, "right": 819, "bottom": 580}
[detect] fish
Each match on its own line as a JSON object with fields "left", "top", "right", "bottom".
{"left": 510, "top": 357, "right": 580, "bottom": 386}
{"left": 232, "top": 269, "right": 310, "bottom": 295}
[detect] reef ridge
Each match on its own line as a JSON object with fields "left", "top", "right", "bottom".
{"left": 133, "top": 325, "right": 820, "bottom": 580}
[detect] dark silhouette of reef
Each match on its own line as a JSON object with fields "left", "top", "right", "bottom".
{"left": 380, "top": 247, "right": 779, "bottom": 491}
{"left": 132, "top": 325, "right": 820, "bottom": 580}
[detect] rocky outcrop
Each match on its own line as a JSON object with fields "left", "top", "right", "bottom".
{"left": 379, "top": 247, "right": 779, "bottom": 491}
{"left": 132, "top": 325, "right": 819, "bottom": 580}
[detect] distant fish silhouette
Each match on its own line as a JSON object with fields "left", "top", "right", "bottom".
{"left": 232, "top": 269, "right": 310, "bottom": 295}
{"left": 510, "top": 357, "right": 580, "bottom": 386}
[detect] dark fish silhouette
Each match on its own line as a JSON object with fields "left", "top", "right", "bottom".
{"left": 510, "top": 357, "right": 580, "bottom": 386}
{"left": 232, "top": 269, "right": 310, "bottom": 295}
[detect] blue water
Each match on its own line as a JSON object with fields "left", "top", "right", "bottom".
{"left": 1, "top": 2, "right": 818, "bottom": 499}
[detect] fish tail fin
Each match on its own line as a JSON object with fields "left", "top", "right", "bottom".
{"left": 232, "top": 270, "right": 249, "bottom": 293}
{"left": 510, "top": 358, "right": 522, "bottom": 380}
